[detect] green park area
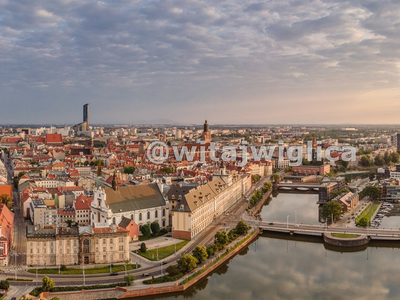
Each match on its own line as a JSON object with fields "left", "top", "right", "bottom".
{"left": 356, "top": 203, "right": 380, "bottom": 226}
{"left": 331, "top": 233, "right": 360, "bottom": 239}
{"left": 28, "top": 263, "right": 141, "bottom": 275}
{"left": 137, "top": 240, "right": 189, "bottom": 261}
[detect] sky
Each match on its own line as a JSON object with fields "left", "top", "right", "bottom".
{"left": 1, "top": 0, "right": 400, "bottom": 125}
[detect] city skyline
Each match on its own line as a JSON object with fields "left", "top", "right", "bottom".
{"left": 2, "top": 0, "right": 400, "bottom": 124}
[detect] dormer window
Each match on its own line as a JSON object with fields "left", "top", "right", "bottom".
{"left": 180, "top": 205, "right": 184, "bottom": 210}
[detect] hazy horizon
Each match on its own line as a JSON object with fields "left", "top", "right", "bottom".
{"left": 1, "top": 0, "right": 400, "bottom": 124}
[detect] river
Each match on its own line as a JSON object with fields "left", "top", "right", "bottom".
{"left": 129, "top": 193, "right": 400, "bottom": 300}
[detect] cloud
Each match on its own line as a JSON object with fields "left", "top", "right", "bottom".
{"left": 0, "top": 0, "right": 400, "bottom": 124}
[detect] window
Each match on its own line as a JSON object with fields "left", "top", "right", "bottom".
{"left": 103, "top": 247, "right": 106, "bottom": 252}
{"left": 163, "top": 220, "right": 165, "bottom": 227}
{"left": 119, "top": 246, "right": 123, "bottom": 251}
{"left": 131, "top": 214, "right": 134, "bottom": 220}
{"left": 139, "top": 213, "right": 142, "bottom": 221}
{"left": 155, "top": 210, "right": 158, "bottom": 218}
{"left": 119, "top": 237, "right": 123, "bottom": 243}
{"left": 112, "top": 217, "right": 116, "bottom": 225}
{"left": 103, "top": 238, "right": 106, "bottom": 244}
{"left": 162, "top": 209, "right": 166, "bottom": 217}
{"left": 147, "top": 211, "right": 150, "bottom": 219}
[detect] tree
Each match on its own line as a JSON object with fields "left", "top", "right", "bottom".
{"left": 339, "top": 159, "right": 349, "bottom": 170}
{"left": 140, "top": 242, "right": 147, "bottom": 253}
{"left": 97, "top": 166, "right": 102, "bottom": 177}
{"left": 0, "top": 280, "right": 9, "bottom": 290}
{"left": 41, "top": 276, "right": 55, "bottom": 292}
{"left": 369, "top": 171, "right": 375, "bottom": 181}
{"left": 192, "top": 246, "right": 208, "bottom": 263}
{"left": 374, "top": 155, "right": 384, "bottom": 166}
{"left": 384, "top": 152, "right": 391, "bottom": 165}
{"left": 251, "top": 174, "right": 261, "bottom": 184}
{"left": 321, "top": 201, "right": 343, "bottom": 222}
{"left": 141, "top": 224, "right": 151, "bottom": 238}
{"left": 160, "top": 167, "right": 174, "bottom": 174}
{"left": 0, "top": 194, "right": 11, "bottom": 205}
{"left": 271, "top": 174, "right": 281, "bottom": 183}
{"left": 65, "top": 220, "right": 73, "bottom": 228}
{"left": 391, "top": 152, "right": 400, "bottom": 163}
{"left": 124, "top": 166, "right": 136, "bottom": 174}
{"left": 150, "top": 222, "right": 160, "bottom": 236}
{"left": 177, "top": 254, "right": 197, "bottom": 274}
{"left": 235, "top": 221, "right": 250, "bottom": 235}
{"left": 124, "top": 274, "right": 135, "bottom": 286}
{"left": 357, "top": 217, "right": 370, "bottom": 227}
{"left": 360, "top": 155, "right": 373, "bottom": 167}
{"left": 215, "top": 231, "right": 229, "bottom": 246}
{"left": 360, "top": 186, "right": 381, "bottom": 201}
{"left": 166, "top": 265, "right": 180, "bottom": 276}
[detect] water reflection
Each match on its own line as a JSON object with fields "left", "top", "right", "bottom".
{"left": 260, "top": 192, "right": 321, "bottom": 224}
{"left": 379, "top": 203, "right": 400, "bottom": 229}
{"left": 130, "top": 234, "right": 400, "bottom": 300}
{"left": 127, "top": 194, "right": 400, "bottom": 300}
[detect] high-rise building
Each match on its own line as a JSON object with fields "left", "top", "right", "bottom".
{"left": 83, "top": 103, "right": 89, "bottom": 123}
{"left": 392, "top": 133, "right": 400, "bottom": 151}
{"left": 73, "top": 104, "right": 90, "bottom": 132}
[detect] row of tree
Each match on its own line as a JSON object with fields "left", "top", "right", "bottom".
{"left": 360, "top": 152, "right": 399, "bottom": 167}
{"left": 165, "top": 221, "right": 251, "bottom": 278}
{"left": 248, "top": 182, "right": 272, "bottom": 209}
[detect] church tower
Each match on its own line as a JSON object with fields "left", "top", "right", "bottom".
{"left": 112, "top": 170, "right": 118, "bottom": 191}
{"left": 201, "top": 120, "right": 211, "bottom": 143}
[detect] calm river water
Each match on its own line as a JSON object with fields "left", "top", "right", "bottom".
{"left": 130, "top": 193, "right": 400, "bottom": 300}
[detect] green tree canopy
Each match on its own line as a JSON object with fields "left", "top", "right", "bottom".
{"left": 0, "top": 280, "right": 9, "bottom": 290}
{"left": 391, "top": 152, "right": 400, "bottom": 163}
{"left": 321, "top": 201, "right": 343, "bottom": 222}
{"left": 374, "top": 155, "right": 384, "bottom": 166}
{"left": 215, "top": 231, "right": 229, "bottom": 246}
{"left": 177, "top": 254, "right": 197, "bottom": 274}
{"left": 360, "top": 186, "right": 381, "bottom": 201}
{"left": 150, "top": 222, "right": 160, "bottom": 235}
{"left": 235, "top": 221, "right": 250, "bottom": 235}
{"left": 0, "top": 194, "right": 11, "bottom": 205}
{"left": 166, "top": 265, "right": 180, "bottom": 276}
{"left": 192, "top": 246, "right": 208, "bottom": 263}
{"left": 140, "top": 242, "right": 147, "bottom": 253}
{"left": 124, "top": 166, "right": 136, "bottom": 174}
{"left": 124, "top": 274, "right": 135, "bottom": 286}
{"left": 141, "top": 224, "right": 151, "bottom": 238}
{"left": 41, "top": 276, "right": 55, "bottom": 292}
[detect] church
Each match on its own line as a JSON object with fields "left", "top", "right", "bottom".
{"left": 90, "top": 175, "right": 169, "bottom": 230}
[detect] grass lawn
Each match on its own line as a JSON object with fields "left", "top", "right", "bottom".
{"left": 331, "top": 233, "right": 360, "bottom": 239}
{"left": 137, "top": 240, "right": 189, "bottom": 261}
{"left": 27, "top": 263, "right": 141, "bottom": 275}
{"left": 356, "top": 203, "right": 380, "bottom": 224}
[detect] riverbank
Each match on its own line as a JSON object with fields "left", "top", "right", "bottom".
{"left": 38, "top": 230, "right": 259, "bottom": 300}
{"left": 252, "top": 189, "right": 272, "bottom": 216}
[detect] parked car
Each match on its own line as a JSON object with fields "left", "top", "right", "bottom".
{"left": 110, "top": 272, "right": 118, "bottom": 276}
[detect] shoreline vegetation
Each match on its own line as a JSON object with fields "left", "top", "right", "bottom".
{"left": 28, "top": 263, "right": 141, "bottom": 275}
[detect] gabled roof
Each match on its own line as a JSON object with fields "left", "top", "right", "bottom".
{"left": 104, "top": 183, "right": 165, "bottom": 213}
{"left": 119, "top": 216, "right": 135, "bottom": 228}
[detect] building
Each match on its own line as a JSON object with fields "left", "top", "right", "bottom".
{"left": 57, "top": 207, "right": 76, "bottom": 227}
{"left": 90, "top": 182, "right": 169, "bottom": 230}
{"left": 292, "top": 164, "right": 331, "bottom": 176}
{"left": 72, "top": 104, "right": 90, "bottom": 132}
{"left": 318, "top": 177, "right": 346, "bottom": 204}
{"left": 30, "top": 199, "right": 57, "bottom": 227}
{"left": 46, "top": 134, "right": 63, "bottom": 146}
{"left": 118, "top": 217, "right": 139, "bottom": 242}
{"left": 392, "top": 133, "right": 400, "bottom": 151}
{"left": 0, "top": 205, "right": 14, "bottom": 266}
{"left": 381, "top": 181, "right": 400, "bottom": 202}
{"left": 74, "top": 195, "right": 93, "bottom": 226}
{"left": 26, "top": 224, "right": 129, "bottom": 266}
{"left": 201, "top": 120, "right": 211, "bottom": 143}
{"left": 171, "top": 170, "right": 248, "bottom": 239}
{"left": 333, "top": 192, "right": 359, "bottom": 212}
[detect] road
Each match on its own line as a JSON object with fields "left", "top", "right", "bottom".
{"left": 258, "top": 221, "right": 400, "bottom": 238}
{"left": 2, "top": 154, "right": 27, "bottom": 270}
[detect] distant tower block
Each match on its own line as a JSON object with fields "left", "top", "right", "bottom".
{"left": 83, "top": 103, "right": 89, "bottom": 123}
{"left": 201, "top": 120, "right": 211, "bottom": 143}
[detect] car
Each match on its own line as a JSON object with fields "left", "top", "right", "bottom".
{"left": 162, "top": 261, "right": 168, "bottom": 265}
{"left": 143, "top": 273, "right": 150, "bottom": 277}
{"left": 268, "top": 222, "right": 274, "bottom": 225}
{"left": 110, "top": 272, "right": 118, "bottom": 276}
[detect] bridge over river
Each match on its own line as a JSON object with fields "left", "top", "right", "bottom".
{"left": 259, "top": 221, "right": 400, "bottom": 241}
{"left": 277, "top": 182, "right": 322, "bottom": 191}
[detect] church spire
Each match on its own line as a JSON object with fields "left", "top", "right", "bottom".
{"left": 112, "top": 169, "right": 118, "bottom": 191}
